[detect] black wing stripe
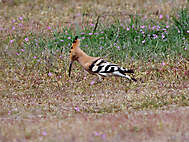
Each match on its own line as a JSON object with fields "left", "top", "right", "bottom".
{"left": 96, "top": 59, "right": 106, "bottom": 66}
{"left": 105, "top": 67, "right": 115, "bottom": 73}
{"left": 93, "top": 66, "right": 104, "bottom": 73}
{"left": 105, "top": 65, "right": 112, "bottom": 72}
{"left": 89, "top": 58, "right": 101, "bottom": 71}
{"left": 100, "top": 65, "right": 116, "bottom": 73}
{"left": 118, "top": 67, "right": 125, "bottom": 74}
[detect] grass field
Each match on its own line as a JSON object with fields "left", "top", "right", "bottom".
{"left": 0, "top": 0, "right": 189, "bottom": 141}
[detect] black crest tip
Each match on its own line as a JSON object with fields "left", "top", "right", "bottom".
{"left": 73, "top": 36, "right": 79, "bottom": 43}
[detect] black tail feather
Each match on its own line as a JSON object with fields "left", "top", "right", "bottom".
{"left": 119, "top": 68, "right": 134, "bottom": 74}
{"left": 131, "top": 77, "right": 137, "bottom": 82}
{"left": 124, "top": 69, "right": 134, "bottom": 73}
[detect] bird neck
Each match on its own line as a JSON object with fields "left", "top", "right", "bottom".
{"left": 76, "top": 47, "right": 98, "bottom": 67}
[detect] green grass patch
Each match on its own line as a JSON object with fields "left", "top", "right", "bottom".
{"left": 1, "top": 8, "right": 188, "bottom": 64}
{"left": 22, "top": 8, "right": 187, "bottom": 63}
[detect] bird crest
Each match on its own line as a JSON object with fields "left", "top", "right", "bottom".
{"left": 69, "top": 36, "right": 81, "bottom": 77}
{"left": 69, "top": 36, "right": 80, "bottom": 62}
{"left": 71, "top": 36, "right": 80, "bottom": 49}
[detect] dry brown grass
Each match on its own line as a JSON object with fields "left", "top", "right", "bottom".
{"left": 1, "top": 107, "right": 189, "bottom": 142}
{"left": 0, "top": 0, "right": 189, "bottom": 141}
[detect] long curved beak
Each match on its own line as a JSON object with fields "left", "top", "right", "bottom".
{"left": 68, "top": 61, "right": 73, "bottom": 77}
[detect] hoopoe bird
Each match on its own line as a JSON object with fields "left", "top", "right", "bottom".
{"left": 68, "top": 36, "right": 137, "bottom": 82}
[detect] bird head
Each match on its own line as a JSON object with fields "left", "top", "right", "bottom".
{"left": 69, "top": 36, "right": 80, "bottom": 77}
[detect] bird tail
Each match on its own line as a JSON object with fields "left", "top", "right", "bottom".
{"left": 117, "top": 67, "right": 137, "bottom": 81}
{"left": 131, "top": 77, "right": 137, "bottom": 82}
{"left": 118, "top": 67, "right": 134, "bottom": 74}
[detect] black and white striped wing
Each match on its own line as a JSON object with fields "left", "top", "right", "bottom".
{"left": 89, "top": 58, "right": 136, "bottom": 81}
